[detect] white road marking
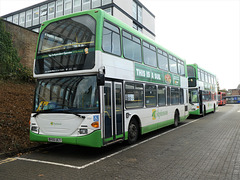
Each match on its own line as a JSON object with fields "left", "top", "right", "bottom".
{"left": 15, "top": 118, "right": 201, "bottom": 170}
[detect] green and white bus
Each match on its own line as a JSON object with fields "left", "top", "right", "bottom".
{"left": 30, "top": 9, "right": 189, "bottom": 147}
{"left": 187, "top": 64, "right": 218, "bottom": 116}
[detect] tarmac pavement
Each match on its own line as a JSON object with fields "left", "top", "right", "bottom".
{"left": 0, "top": 104, "right": 239, "bottom": 180}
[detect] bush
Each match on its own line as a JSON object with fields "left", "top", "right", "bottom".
{"left": 0, "top": 19, "right": 34, "bottom": 82}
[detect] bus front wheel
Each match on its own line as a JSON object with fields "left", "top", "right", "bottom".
{"left": 127, "top": 118, "right": 139, "bottom": 144}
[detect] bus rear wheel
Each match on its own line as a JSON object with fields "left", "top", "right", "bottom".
{"left": 127, "top": 119, "right": 139, "bottom": 144}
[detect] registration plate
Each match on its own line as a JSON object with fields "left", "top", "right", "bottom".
{"left": 48, "top": 138, "right": 62, "bottom": 143}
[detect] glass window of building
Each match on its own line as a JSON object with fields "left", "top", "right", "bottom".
{"left": 138, "top": 26, "right": 142, "bottom": 33}
{"left": 104, "top": 8, "right": 112, "bottom": 15}
{"left": 40, "top": 5, "right": 47, "bottom": 23}
{"left": 92, "top": 0, "right": 101, "bottom": 8}
{"left": 56, "top": 0, "right": 63, "bottom": 17}
{"left": 26, "top": 10, "right": 32, "bottom": 27}
{"left": 82, "top": 0, "right": 90, "bottom": 11}
{"left": 132, "top": 1, "right": 142, "bottom": 23}
{"left": 33, "top": 7, "right": 39, "bottom": 25}
{"left": 19, "top": 12, "right": 25, "bottom": 27}
{"left": 133, "top": 23, "right": 137, "bottom": 30}
{"left": 138, "top": 6, "right": 142, "bottom": 23}
{"left": 133, "top": 22, "right": 142, "bottom": 32}
{"left": 32, "top": 28, "right": 40, "bottom": 33}
{"left": 132, "top": 1, "right": 137, "bottom": 20}
{"left": 73, "top": 0, "right": 81, "bottom": 12}
{"left": 7, "top": 16, "right": 13, "bottom": 23}
{"left": 102, "top": 0, "right": 112, "bottom": 6}
{"left": 48, "top": 2, "right": 55, "bottom": 20}
{"left": 13, "top": 14, "right": 19, "bottom": 25}
{"left": 64, "top": 0, "right": 72, "bottom": 15}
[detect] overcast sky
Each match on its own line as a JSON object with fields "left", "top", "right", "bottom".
{"left": 0, "top": 0, "right": 239, "bottom": 90}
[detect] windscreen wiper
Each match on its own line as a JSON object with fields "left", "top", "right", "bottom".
{"left": 32, "top": 109, "right": 85, "bottom": 119}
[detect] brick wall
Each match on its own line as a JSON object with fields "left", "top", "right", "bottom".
{"left": 3, "top": 20, "right": 38, "bottom": 70}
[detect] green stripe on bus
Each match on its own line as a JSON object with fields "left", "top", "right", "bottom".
{"left": 30, "top": 130, "right": 102, "bottom": 148}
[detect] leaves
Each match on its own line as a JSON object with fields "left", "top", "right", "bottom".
{"left": 0, "top": 19, "right": 33, "bottom": 82}
{"left": 0, "top": 81, "right": 41, "bottom": 154}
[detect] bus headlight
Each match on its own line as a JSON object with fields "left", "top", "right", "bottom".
{"left": 31, "top": 126, "right": 38, "bottom": 133}
{"left": 79, "top": 129, "right": 88, "bottom": 134}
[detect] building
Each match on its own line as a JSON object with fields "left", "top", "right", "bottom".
{"left": 1, "top": 0, "right": 155, "bottom": 39}
{"left": 228, "top": 89, "right": 240, "bottom": 96}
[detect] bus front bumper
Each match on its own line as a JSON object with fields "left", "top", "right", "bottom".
{"left": 30, "top": 130, "right": 102, "bottom": 148}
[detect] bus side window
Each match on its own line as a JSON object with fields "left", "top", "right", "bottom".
{"left": 102, "top": 21, "right": 121, "bottom": 56}
{"left": 178, "top": 59, "right": 185, "bottom": 77}
{"left": 143, "top": 41, "right": 157, "bottom": 67}
{"left": 145, "top": 84, "right": 157, "bottom": 107}
{"left": 171, "top": 88, "right": 180, "bottom": 105}
{"left": 169, "top": 55, "right": 177, "bottom": 74}
{"left": 122, "top": 31, "right": 142, "bottom": 63}
{"left": 125, "top": 82, "right": 144, "bottom": 109}
{"left": 167, "top": 87, "right": 171, "bottom": 105}
{"left": 157, "top": 49, "right": 169, "bottom": 71}
{"left": 180, "top": 89, "right": 184, "bottom": 104}
{"left": 158, "top": 86, "right": 166, "bottom": 106}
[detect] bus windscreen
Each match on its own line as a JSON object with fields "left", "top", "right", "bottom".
{"left": 35, "top": 15, "right": 96, "bottom": 74}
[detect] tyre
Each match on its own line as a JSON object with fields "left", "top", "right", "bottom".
{"left": 127, "top": 118, "right": 139, "bottom": 144}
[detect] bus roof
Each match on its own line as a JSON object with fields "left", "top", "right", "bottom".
{"left": 187, "top": 63, "right": 216, "bottom": 77}
{"left": 103, "top": 10, "right": 186, "bottom": 62}
{"left": 39, "top": 8, "right": 186, "bottom": 63}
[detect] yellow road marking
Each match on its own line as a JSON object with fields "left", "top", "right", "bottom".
{"left": 0, "top": 158, "right": 17, "bottom": 165}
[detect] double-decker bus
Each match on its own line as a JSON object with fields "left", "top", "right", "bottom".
{"left": 30, "top": 9, "right": 189, "bottom": 147}
{"left": 218, "top": 92, "right": 226, "bottom": 106}
{"left": 187, "top": 64, "right": 218, "bottom": 116}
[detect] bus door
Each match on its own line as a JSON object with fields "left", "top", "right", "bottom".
{"left": 199, "top": 90, "right": 203, "bottom": 114}
{"left": 103, "top": 81, "right": 124, "bottom": 144}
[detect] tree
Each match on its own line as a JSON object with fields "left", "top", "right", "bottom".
{"left": 0, "top": 19, "right": 33, "bottom": 82}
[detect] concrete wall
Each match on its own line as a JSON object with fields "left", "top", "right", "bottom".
{"left": 142, "top": 7, "right": 155, "bottom": 40}
{"left": 113, "top": 7, "right": 132, "bottom": 27}
{"left": 3, "top": 20, "right": 38, "bottom": 70}
{"left": 113, "top": 0, "right": 155, "bottom": 40}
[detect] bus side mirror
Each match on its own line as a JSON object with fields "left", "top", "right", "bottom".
{"left": 97, "top": 73, "right": 105, "bottom": 86}
{"left": 97, "top": 66, "right": 105, "bottom": 86}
